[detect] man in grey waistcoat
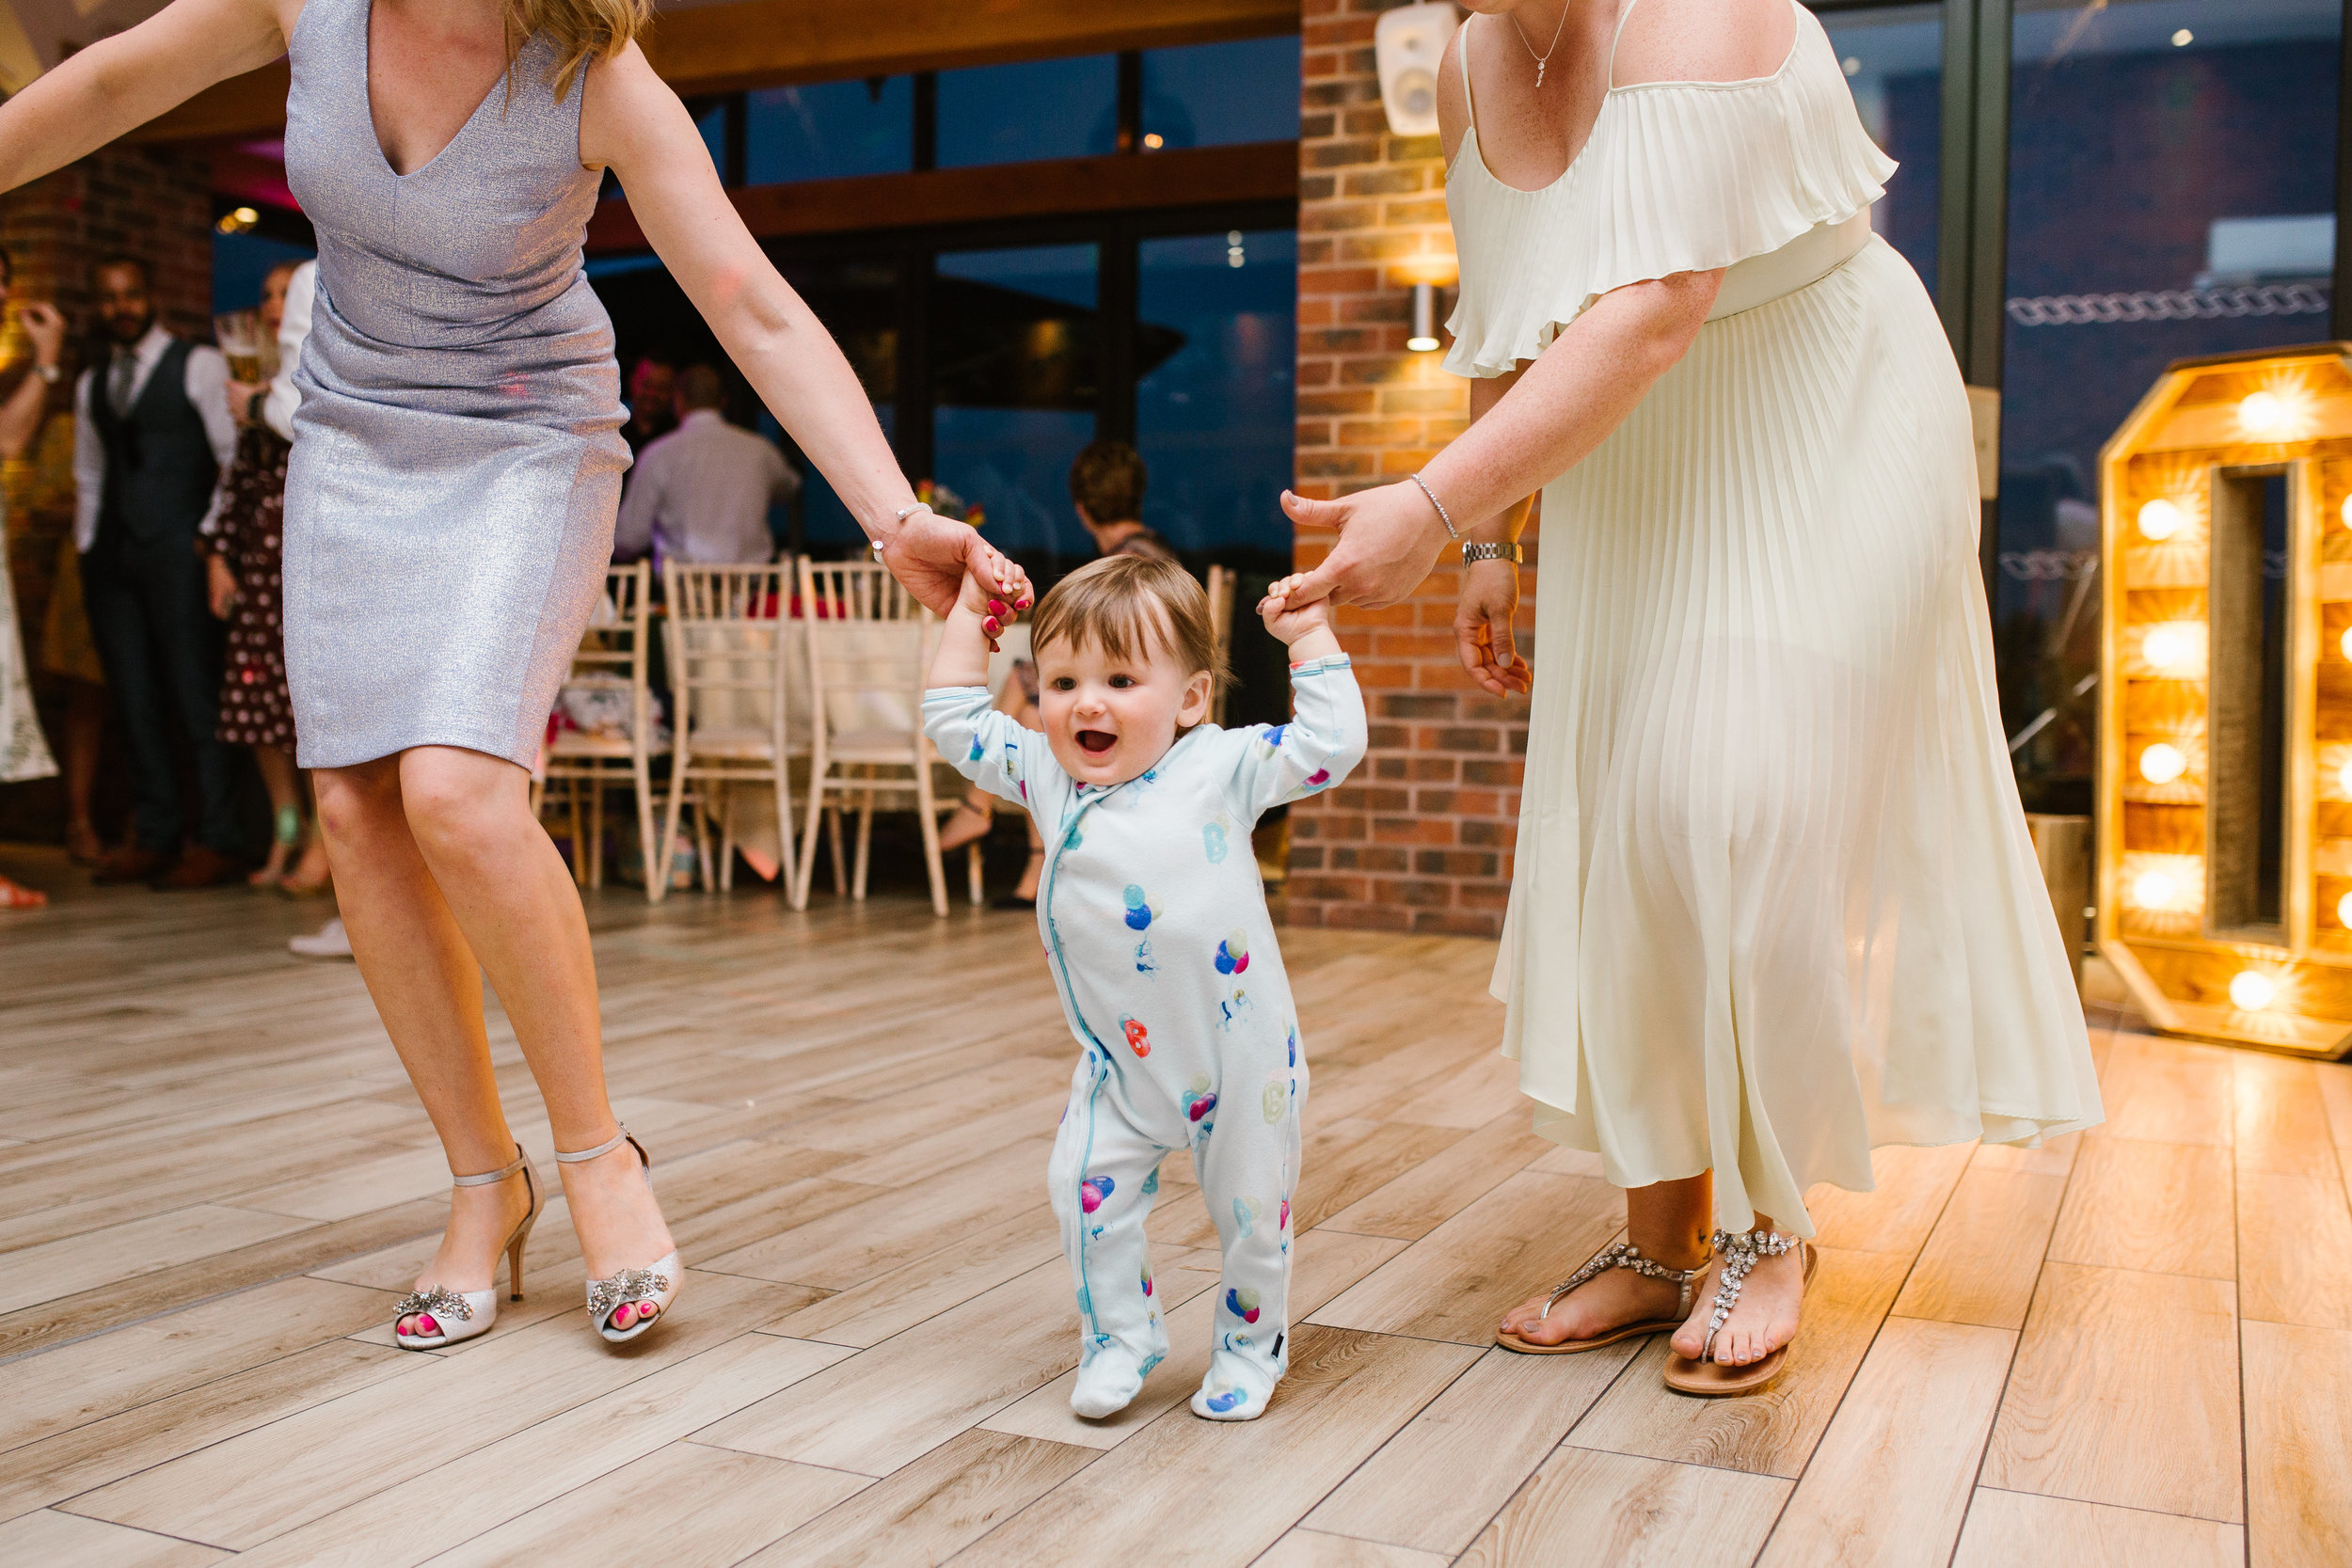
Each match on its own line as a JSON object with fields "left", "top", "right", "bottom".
{"left": 72, "top": 255, "right": 241, "bottom": 887}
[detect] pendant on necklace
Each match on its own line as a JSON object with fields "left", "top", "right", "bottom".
{"left": 1535, "top": 61, "right": 1546, "bottom": 87}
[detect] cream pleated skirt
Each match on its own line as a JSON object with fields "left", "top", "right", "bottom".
{"left": 1490, "top": 236, "right": 2101, "bottom": 1236}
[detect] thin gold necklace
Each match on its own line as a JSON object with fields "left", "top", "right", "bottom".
{"left": 1509, "top": 2, "right": 1573, "bottom": 88}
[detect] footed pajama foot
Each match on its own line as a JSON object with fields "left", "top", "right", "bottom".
{"left": 1071, "top": 1343, "right": 1158, "bottom": 1419}
{"left": 1190, "top": 1347, "right": 1279, "bottom": 1422}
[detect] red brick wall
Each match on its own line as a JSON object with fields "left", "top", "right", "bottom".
{"left": 1287, "top": 0, "right": 1531, "bottom": 937}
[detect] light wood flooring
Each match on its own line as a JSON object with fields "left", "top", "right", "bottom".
{"left": 3, "top": 842, "right": 2350, "bottom": 1567}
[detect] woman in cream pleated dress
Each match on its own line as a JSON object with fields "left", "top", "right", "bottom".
{"left": 1269, "top": 0, "right": 2100, "bottom": 1393}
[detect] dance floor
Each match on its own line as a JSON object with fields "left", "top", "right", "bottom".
{"left": 2, "top": 844, "right": 2348, "bottom": 1567}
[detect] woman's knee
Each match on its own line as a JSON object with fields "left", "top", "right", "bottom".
{"left": 398, "top": 749, "right": 522, "bottom": 864}
{"left": 313, "top": 760, "right": 403, "bottom": 845}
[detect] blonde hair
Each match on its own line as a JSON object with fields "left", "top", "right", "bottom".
{"left": 1032, "top": 554, "right": 1229, "bottom": 694}
{"left": 507, "top": 0, "right": 650, "bottom": 103}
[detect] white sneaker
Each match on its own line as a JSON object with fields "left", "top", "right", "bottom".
{"left": 289, "top": 916, "right": 353, "bottom": 958}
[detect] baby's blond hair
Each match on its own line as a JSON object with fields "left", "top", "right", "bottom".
{"left": 1031, "top": 554, "right": 1229, "bottom": 692}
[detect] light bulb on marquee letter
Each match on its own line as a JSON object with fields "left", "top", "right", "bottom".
{"left": 2138, "top": 743, "right": 2187, "bottom": 784}
{"left": 2130, "top": 870, "right": 2178, "bottom": 910}
{"left": 2230, "top": 970, "right": 2278, "bottom": 1010}
{"left": 2137, "top": 499, "right": 2182, "bottom": 541}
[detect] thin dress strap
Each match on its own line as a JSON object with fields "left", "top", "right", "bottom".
{"left": 1458, "top": 12, "right": 1477, "bottom": 119}
{"left": 1608, "top": 0, "right": 1645, "bottom": 87}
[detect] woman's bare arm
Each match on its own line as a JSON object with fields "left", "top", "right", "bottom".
{"left": 0, "top": 0, "right": 294, "bottom": 193}
{"left": 579, "top": 45, "right": 1022, "bottom": 617}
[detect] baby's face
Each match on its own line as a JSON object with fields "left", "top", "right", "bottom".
{"left": 1037, "top": 620, "right": 1213, "bottom": 787}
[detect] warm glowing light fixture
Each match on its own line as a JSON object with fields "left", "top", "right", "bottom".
{"left": 2238, "top": 383, "right": 2315, "bottom": 442}
{"left": 2172, "top": 28, "right": 2193, "bottom": 47}
{"left": 1407, "top": 282, "right": 1439, "bottom": 353}
{"left": 2137, "top": 498, "right": 2183, "bottom": 541}
{"left": 2131, "top": 869, "right": 2179, "bottom": 910}
{"left": 2138, "top": 742, "right": 2187, "bottom": 784}
{"left": 2336, "top": 756, "right": 2352, "bottom": 799}
{"left": 2230, "top": 970, "right": 2278, "bottom": 1010}
{"left": 1142, "top": 133, "right": 1164, "bottom": 150}
{"left": 2340, "top": 626, "right": 2352, "bottom": 661}
{"left": 2339, "top": 494, "right": 2352, "bottom": 530}
{"left": 2141, "top": 625, "right": 2196, "bottom": 673}
{"left": 2338, "top": 891, "right": 2352, "bottom": 929}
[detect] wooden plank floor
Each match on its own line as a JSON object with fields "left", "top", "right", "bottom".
{"left": 4, "top": 842, "right": 2349, "bottom": 1567}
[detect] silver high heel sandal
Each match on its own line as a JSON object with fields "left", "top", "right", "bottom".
{"left": 393, "top": 1144, "right": 540, "bottom": 1351}
{"left": 556, "top": 1125, "right": 681, "bottom": 1345}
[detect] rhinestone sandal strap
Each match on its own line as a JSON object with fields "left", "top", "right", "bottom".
{"left": 587, "top": 1265, "right": 672, "bottom": 1323}
{"left": 450, "top": 1143, "right": 529, "bottom": 1188}
{"left": 1700, "top": 1227, "right": 1800, "bottom": 1358}
{"left": 394, "top": 1285, "right": 477, "bottom": 1323}
{"left": 554, "top": 1125, "right": 631, "bottom": 1164}
{"left": 1540, "top": 1241, "right": 1705, "bottom": 1320}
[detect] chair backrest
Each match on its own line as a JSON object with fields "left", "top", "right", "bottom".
{"left": 551, "top": 562, "right": 653, "bottom": 744}
{"left": 1204, "top": 563, "right": 1237, "bottom": 727}
{"left": 798, "top": 558, "right": 933, "bottom": 741}
{"left": 664, "top": 562, "right": 793, "bottom": 745}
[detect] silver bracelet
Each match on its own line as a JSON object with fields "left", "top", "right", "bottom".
{"left": 873, "top": 502, "right": 935, "bottom": 559}
{"left": 1408, "top": 473, "right": 1459, "bottom": 541}
{"left": 1463, "top": 541, "right": 1523, "bottom": 565}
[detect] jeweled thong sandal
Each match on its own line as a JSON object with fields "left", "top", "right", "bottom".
{"left": 1496, "top": 1240, "right": 1707, "bottom": 1354}
{"left": 1661, "top": 1227, "right": 1818, "bottom": 1397}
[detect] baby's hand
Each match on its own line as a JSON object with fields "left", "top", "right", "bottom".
{"left": 1258, "top": 573, "right": 1332, "bottom": 645}
{"left": 959, "top": 564, "right": 1032, "bottom": 646}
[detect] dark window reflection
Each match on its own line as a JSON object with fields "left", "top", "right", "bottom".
{"left": 1140, "top": 37, "right": 1305, "bottom": 150}
{"left": 1998, "top": 0, "right": 2341, "bottom": 809}
{"left": 932, "top": 245, "right": 1102, "bottom": 564}
{"left": 745, "top": 77, "right": 915, "bottom": 186}
{"left": 938, "top": 57, "right": 1120, "bottom": 168}
{"left": 1814, "top": 4, "right": 1942, "bottom": 294}
{"left": 1136, "top": 229, "right": 1297, "bottom": 556}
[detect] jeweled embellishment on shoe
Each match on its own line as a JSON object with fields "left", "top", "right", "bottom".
{"left": 587, "top": 1267, "right": 671, "bottom": 1322}
{"left": 395, "top": 1286, "right": 476, "bottom": 1322}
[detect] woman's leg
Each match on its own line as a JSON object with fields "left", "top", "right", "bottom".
{"left": 283, "top": 770, "right": 334, "bottom": 890}
{"left": 311, "top": 755, "right": 532, "bottom": 1336}
{"left": 60, "top": 679, "right": 106, "bottom": 863}
{"left": 1498, "top": 1172, "right": 1711, "bottom": 1346}
{"left": 390, "top": 746, "right": 674, "bottom": 1322}
{"left": 251, "top": 744, "right": 303, "bottom": 882}
{"left": 1667, "top": 1210, "right": 1806, "bottom": 1368}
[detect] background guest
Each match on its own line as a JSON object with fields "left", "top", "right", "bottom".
{"left": 0, "top": 248, "right": 67, "bottom": 908}
{"left": 622, "top": 355, "right": 676, "bottom": 454}
{"left": 613, "top": 362, "right": 799, "bottom": 567}
{"left": 207, "top": 259, "right": 326, "bottom": 890}
{"left": 72, "top": 254, "right": 240, "bottom": 887}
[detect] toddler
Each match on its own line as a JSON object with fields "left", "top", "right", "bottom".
{"left": 924, "top": 553, "right": 1364, "bottom": 1421}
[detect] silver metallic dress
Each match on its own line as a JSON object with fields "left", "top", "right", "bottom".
{"left": 280, "top": 0, "right": 629, "bottom": 769}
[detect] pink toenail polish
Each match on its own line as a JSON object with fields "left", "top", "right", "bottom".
{"left": 415, "top": 1314, "right": 437, "bottom": 1334}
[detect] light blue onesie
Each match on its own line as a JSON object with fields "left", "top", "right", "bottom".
{"left": 924, "top": 657, "right": 1365, "bottom": 1421}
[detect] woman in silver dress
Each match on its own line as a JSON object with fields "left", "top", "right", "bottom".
{"left": 0, "top": 0, "right": 1031, "bottom": 1347}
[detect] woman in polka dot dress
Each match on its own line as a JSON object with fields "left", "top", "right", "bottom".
{"left": 206, "top": 259, "right": 326, "bottom": 890}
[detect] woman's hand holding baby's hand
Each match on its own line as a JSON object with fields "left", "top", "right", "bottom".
{"left": 959, "top": 562, "right": 1033, "bottom": 652}
{"left": 1260, "top": 574, "right": 1343, "bottom": 661}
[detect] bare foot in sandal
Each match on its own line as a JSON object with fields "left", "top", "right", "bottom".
{"left": 1669, "top": 1225, "right": 1807, "bottom": 1369}
{"left": 1499, "top": 1238, "right": 1707, "bottom": 1350}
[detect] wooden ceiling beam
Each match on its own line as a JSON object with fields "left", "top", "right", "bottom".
{"left": 584, "top": 140, "right": 1298, "bottom": 252}
{"left": 129, "top": 0, "right": 1298, "bottom": 144}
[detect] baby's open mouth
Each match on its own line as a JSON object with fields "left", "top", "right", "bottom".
{"left": 1076, "top": 730, "right": 1118, "bottom": 754}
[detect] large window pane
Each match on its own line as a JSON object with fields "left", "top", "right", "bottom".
{"left": 938, "top": 56, "right": 1120, "bottom": 167}
{"left": 1997, "top": 0, "right": 2341, "bottom": 810}
{"left": 932, "top": 245, "right": 1101, "bottom": 564}
{"left": 766, "top": 257, "right": 901, "bottom": 549}
{"left": 1140, "top": 37, "right": 1305, "bottom": 150}
{"left": 746, "top": 77, "right": 914, "bottom": 186}
{"left": 1812, "top": 3, "right": 1942, "bottom": 293}
{"left": 1135, "top": 229, "right": 1298, "bottom": 557}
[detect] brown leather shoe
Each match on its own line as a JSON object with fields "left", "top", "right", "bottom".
{"left": 93, "top": 847, "right": 174, "bottom": 885}
{"left": 154, "top": 846, "right": 246, "bottom": 890}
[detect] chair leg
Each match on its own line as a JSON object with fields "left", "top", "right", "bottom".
{"left": 852, "top": 787, "right": 873, "bottom": 901}
{"left": 793, "top": 761, "right": 828, "bottom": 911}
{"left": 634, "top": 752, "right": 659, "bottom": 904}
{"left": 967, "top": 842, "right": 984, "bottom": 907}
{"left": 565, "top": 782, "right": 586, "bottom": 888}
{"left": 655, "top": 751, "right": 691, "bottom": 906}
{"left": 692, "top": 798, "right": 714, "bottom": 892}
{"left": 914, "top": 762, "right": 947, "bottom": 918}
{"left": 828, "top": 806, "right": 847, "bottom": 895}
{"left": 589, "top": 776, "right": 607, "bottom": 890}
{"left": 719, "top": 784, "right": 736, "bottom": 894}
{"left": 772, "top": 767, "right": 796, "bottom": 896}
